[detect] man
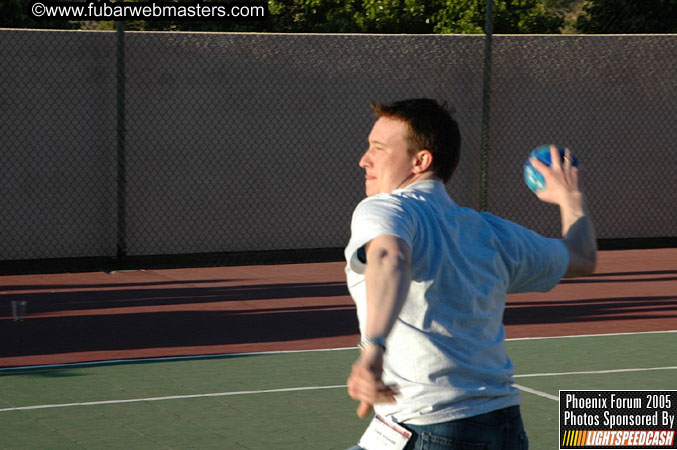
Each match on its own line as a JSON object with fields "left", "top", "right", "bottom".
{"left": 344, "top": 99, "right": 596, "bottom": 449}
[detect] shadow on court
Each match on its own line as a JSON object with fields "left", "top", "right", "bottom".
{"left": 1, "top": 307, "right": 359, "bottom": 358}
{"left": 1, "top": 256, "right": 675, "bottom": 365}
{"left": 560, "top": 269, "right": 677, "bottom": 284}
{"left": 0, "top": 281, "right": 358, "bottom": 360}
{"left": 504, "top": 294, "right": 677, "bottom": 325}
{"left": 3, "top": 289, "right": 675, "bottom": 360}
{"left": 0, "top": 281, "right": 350, "bottom": 313}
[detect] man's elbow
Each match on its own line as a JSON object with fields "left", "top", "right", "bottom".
{"left": 366, "top": 236, "right": 412, "bottom": 272}
{"left": 372, "top": 247, "right": 410, "bottom": 272}
{"left": 566, "top": 247, "right": 597, "bottom": 278}
{"left": 578, "top": 252, "right": 597, "bottom": 276}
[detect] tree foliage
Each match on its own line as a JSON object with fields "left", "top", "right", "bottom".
{"left": 268, "top": 0, "right": 563, "bottom": 34}
{"left": 1, "top": 0, "right": 563, "bottom": 33}
{"left": 4, "top": 0, "right": 675, "bottom": 34}
{"left": 0, "top": 0, "right": 78, "bottom": 29}
{"left": 577, "top": 0, "right": 677, "bottom": 33}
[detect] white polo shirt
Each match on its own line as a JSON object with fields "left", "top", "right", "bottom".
{"left": 345, "top": 179, "right": 569, "bottom": 425}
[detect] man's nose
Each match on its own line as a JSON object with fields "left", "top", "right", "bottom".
{"left": 359, "top": 151, "right": 370, "bottom": 168}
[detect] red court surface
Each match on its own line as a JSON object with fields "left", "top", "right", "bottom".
{"left": 1, "top": 248, "right": 675, "bottom": 368}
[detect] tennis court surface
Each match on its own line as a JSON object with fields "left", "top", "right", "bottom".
{"left": 1, "top": 248, "right": 676, "bottom": 449}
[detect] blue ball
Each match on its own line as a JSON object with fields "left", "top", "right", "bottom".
{"left": 523, "top": 145, "right": 579, "bottom": 193}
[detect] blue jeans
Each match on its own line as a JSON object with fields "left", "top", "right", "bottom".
{"left": 347, "top": 405, "right": 528, "bottom": 450}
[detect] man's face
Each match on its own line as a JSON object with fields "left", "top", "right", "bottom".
{"left": 360, "top": 117, "right": 416, "bottom": 197}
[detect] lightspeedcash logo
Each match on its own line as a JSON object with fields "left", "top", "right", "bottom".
{"left": 562, "top": 430, "right": 675, "bottom": 447}
{"left": 560, "top": 391, "right": 677, "bottom": 449}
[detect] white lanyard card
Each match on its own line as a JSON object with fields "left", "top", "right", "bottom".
{"left": 358, "top": 414, "right": 412, "bottom": 450}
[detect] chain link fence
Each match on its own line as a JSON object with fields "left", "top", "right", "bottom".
{"left": 0, "top": 29, "right": 118, "bottom": 263}
{"left": 1, "top": 28, "right": 675, "bottom": 272}
{"left": 488, "top": 35, "right": 677, "bottom": 239}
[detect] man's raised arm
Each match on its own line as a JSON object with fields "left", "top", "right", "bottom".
{"left": 529, "top": 146, "right": 597, "bottom": 278}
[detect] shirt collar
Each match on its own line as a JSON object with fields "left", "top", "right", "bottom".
{"left": 394, "top": 179, "right": 446, "bottom": 195}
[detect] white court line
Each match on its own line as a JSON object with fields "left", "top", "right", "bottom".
{"left": 2, "top": 330, "right": 675, "bottom": 372}
{"left": 3, "top": 366, "right": 677, "bottom": 413}
{"left": 514, "top": 366, "right": 677, "bottom": 402}
{"left": 514, "top": 384, "right": 559, "bottom": 401}
{"left": 514, "top": 366, "right": 677, "bottom": 378}
{"left": 0, "top": 347, "right": 358, "bottom": 372}
{"left": 0, "top": 385, "right": 348, "bottom": 413}
{"left": 507, "top": 329, "right": 677, "bottom": 341}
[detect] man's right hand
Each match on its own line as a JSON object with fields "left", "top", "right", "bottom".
{"left": 347, "top": 345, "right": 399, "bottom": 418}
{"left": 528, "top": 145, "right": 582, "bottom": 207}
{"left": 529, "top": 145, "right": 597, "bottom": 277}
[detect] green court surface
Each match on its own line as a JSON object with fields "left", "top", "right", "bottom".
{"left": 1, "top": 331, "right": 676, "bottom": 449}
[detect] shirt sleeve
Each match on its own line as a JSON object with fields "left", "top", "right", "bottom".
{"left": 344, "top": 194, "right": 415, "bottom": 274}
{"left": 483, "top": 213, "right": 570, "bottom": 293}
{"left": 508, "top": 235, "right": 569, "bottom": 293}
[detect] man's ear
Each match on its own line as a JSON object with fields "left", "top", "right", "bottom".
{"left": 413, "top": 149, "right": 434, "bottom": 174}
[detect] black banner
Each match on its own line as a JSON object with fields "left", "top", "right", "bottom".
{"left": 560, "top": 391, "right": 677, "bottom": 449}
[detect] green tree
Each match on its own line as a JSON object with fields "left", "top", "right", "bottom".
{"left": 356, "top": 0, "right": 434, "bottom": 33}
{"left": 432, "top": 0, "right": 563, "bottom": 34}
{"left": 268, "top": 0, "right": 562, "bottom": 34}
{"left": 0, "top": 0, "right": 78, "bottom": 29}
{"left": 577, "top": 0, "right": 677, "bottom": 33}
{"left": 267, "top": 0, "right": 365, "bottom": 32}
{"left": 0, "top": 0, "right": 565, "bottom": 34}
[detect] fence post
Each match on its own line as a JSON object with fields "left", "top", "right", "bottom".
{"left": 116, "top": 21, "right": 127, "bottom": 260}
{"left": 479, "top": 0, "right": 494, "bottom": 211}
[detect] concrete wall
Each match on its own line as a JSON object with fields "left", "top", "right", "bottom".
{"left": 0, "top": 30, "right": 674, "bottom": 261}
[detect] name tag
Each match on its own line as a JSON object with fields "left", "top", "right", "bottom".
{"left": 358, "top": 415, "right": 412, "bottom": 450}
